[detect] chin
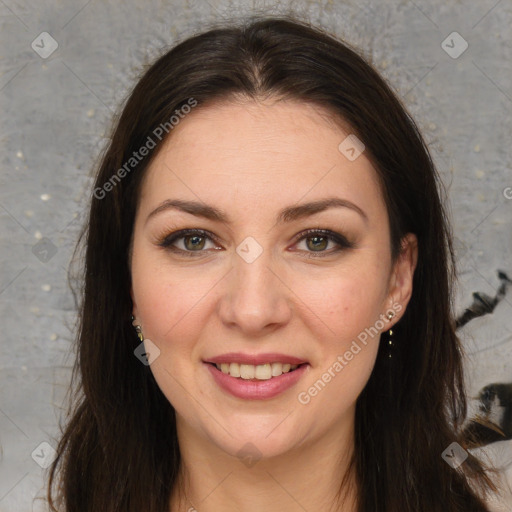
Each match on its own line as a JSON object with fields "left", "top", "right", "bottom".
{"left": 216, "top": 432, "right": 300, "bottom": 464}
{"left": 197, "top": 412, "right": 305, "bottom": 459}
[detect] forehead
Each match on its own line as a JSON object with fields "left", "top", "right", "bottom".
{"left": 138, "top": 99, "right": 385, "bottom": 225}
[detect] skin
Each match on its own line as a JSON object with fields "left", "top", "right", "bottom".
{"left": 130, "top": 98, "right": 418, "bottom": 512}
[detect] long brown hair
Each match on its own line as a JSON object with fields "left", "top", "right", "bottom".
{"left": 47, "top": 15, "right": 499, "bottom": 512}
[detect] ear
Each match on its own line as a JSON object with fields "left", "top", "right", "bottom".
{"left": 386, "top": 233, "right": 418, "bottom": 323}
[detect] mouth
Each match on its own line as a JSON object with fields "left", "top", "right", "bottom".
{"left": 207, "top": 361, "right": 307, "bottom": 380}
{"left": 203, "top": 355, "right": 310, "bottom": 400}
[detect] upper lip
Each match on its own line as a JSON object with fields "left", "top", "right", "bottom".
{"left": 204, "top": 352, "right": 308, "bottom": 365}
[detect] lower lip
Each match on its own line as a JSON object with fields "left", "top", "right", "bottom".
{"left": 205, "top": 363, "right": 309, "bottom": 400}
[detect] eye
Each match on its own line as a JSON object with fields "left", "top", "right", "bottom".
{"left": 292, "top": 228, "right": 354, "bottom": 258}
{"left": 158, "top": 228, "right": 353, "bottom": 258}
{"left": 158, "top": 229, "right": 221, "bottom": 256}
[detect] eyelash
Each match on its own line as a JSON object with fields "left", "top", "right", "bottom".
{"left": 157, "top": 228, "right": 354, "bottom": 258}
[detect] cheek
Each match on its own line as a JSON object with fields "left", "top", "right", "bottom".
{"left": 293, "top": 265, "right": 387, "bottom": 343}
{"left": 290, "top": 265, "right": 387, "bottom": 413}
{"left": 131, "top": 239, "right": 206, "bottom": 341}
{"left": 294, "top": 274, "right": 384, "bottom": 419}
{"left": 131, "top": 252, "right": 207, "bottom": 410}
{"left": 133, "top": 270, "right": 207, "bottom": 347}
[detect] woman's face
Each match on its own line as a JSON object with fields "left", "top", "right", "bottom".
{"left": 130, "top": 99, "right": 417, "bottom": 460}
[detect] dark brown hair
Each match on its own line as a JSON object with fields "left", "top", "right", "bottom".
{"left": 47, "top": 15, "right": 499, "bottom": 512}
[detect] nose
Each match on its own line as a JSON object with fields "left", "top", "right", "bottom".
{"left": 217, "top": 244, "right": 292, "bottom": 336}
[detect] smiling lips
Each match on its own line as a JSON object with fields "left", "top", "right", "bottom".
{"left": 214, "top": 362, "right": 300, "bottom": 380}
{"left": 204, "top": 352, "right": 309, "bottom": 399}
{"left": 205, "top": 352, "right": 307, "bottom": 380}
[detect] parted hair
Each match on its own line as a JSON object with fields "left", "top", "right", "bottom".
{"left": 47, "top": 15, "right": 498, "bottom": 512}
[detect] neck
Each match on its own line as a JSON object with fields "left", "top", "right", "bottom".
{"left": 169, "top": 412, "right": 358, "bottom": 512}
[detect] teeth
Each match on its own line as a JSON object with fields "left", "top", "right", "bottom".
{"left": 240, "top": 364, "right": 255, "bottom": 380}
{"left": 229, "top": 363, "right": 241, "bottom": 378}
{"left": 255, "top": 363, "right": 272, "bottom": 380}
{"left": 215, "top": 362, "right": 299, "bottom": 380}
{"left": 271, "top": 362, "right": 282, "bottom": 377}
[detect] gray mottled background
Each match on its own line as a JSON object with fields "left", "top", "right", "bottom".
{"left": 1, "top": 0, "right": 511, "bottom": 510}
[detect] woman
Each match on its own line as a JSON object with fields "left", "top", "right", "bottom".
{"left": 47, "top": 15, "right": 503, "bottom": 512}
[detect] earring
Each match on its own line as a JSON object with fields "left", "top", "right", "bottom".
{"left": 131, "top": 315, "right": 144, "bottom": 342}
{"left": 134, "top": 325, "right": 144, "bottom": 342}
{"left": 385, "top": 310, "right": 395, "bottom": 359}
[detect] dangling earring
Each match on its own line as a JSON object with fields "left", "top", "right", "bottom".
{"left": 131, "top": 315, "right": 144, "bottom": 342}
{"left": 385, "top": 310, "right": 395, "bottom": 359}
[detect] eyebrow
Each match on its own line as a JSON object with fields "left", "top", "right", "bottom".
{"left": 145, "top": 197, "right": 368, "bottom": 226}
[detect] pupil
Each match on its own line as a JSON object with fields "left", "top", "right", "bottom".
{"left": 308, "top": 236, "right": 326, "bottom": 251}
{"left": 186, "top": 235, "right": 204, "bottom": 250}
